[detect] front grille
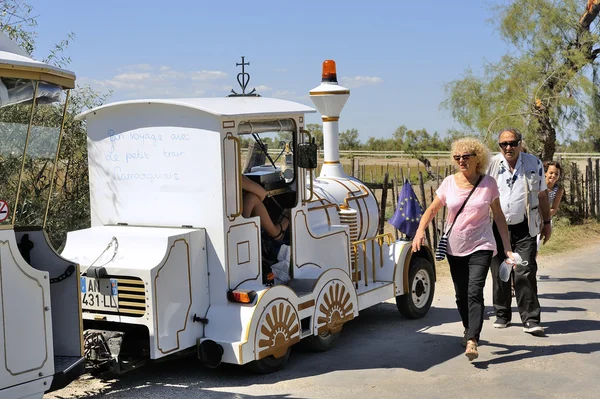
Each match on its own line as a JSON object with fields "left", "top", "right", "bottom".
{"left": 82, "top": 276, "right": 147, "bottom": 318}
{"left": 115, "top": 278, "right": 147, "bottom": 316}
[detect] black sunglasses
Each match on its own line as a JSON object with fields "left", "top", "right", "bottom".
{"left": 498, "top": 140, "right": 520, "bottom": 149}
{"left": 453, "top": 153, "right": 476, "bottom": 161}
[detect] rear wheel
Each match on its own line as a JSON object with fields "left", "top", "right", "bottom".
{"left": 306, "top": 330, "right": 340, "bottom": 352}
{"left": 245, "top": 347, "right": 291, "bottom": 374}
{"left": 396, "top": 257, "right": 435, "bottom": 319}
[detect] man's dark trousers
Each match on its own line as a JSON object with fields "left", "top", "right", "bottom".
{"left": 491, "top": 220, "right": 541, "bottom": 324}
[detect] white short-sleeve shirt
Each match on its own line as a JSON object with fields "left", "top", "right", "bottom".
{"left": 490, "top": 153, "right": 546, "bottom": 225}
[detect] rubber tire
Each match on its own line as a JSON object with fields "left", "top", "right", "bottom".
{"left": 245, "top": 347, "right": 291, "bottom": 374}
{"left": 396, "top": 257, "right": 435, "bottom": 319}
{"left": 306, "top": 330, "right": 340, "bottom": 352}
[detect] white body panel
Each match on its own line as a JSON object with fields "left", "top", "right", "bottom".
{"left": 62, "top": 225, "right": 209, "bottom": 360}
{"left": 0, "top": 229, "right": 54, "bottom": 395}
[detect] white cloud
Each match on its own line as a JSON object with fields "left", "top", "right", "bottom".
{"left": 255, "top": 85, "right": 272, "bottom": 92}
{"left": 113, "top": 72, "right": 151, "bottom": 81}
{"left": 120, "top": 63, "right": 153, "bottom": 72}
{"left": 81, "top": 64, "right": 229, "bottom": 99}
{"left": 192, "top": 70, "right": 228, "bottom": 81}
{"left": 339, "top": 76, "right": 383, "bottom": 88}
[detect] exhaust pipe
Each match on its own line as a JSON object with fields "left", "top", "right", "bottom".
{"left": 198, "top": 339, "right": 223, "bottom": 368}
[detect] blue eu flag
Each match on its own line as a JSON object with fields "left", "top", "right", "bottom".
{"left": 388, "top": 179, "right": 423, "bottom": 239}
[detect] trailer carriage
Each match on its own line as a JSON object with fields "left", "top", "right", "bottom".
{"left": 63, "top": 59, "right": 436, "bottom": 373}
{"left": 0, "top": 32, "right": 84, "bottom": 398}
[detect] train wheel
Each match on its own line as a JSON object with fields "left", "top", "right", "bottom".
{"left": 245, "top": 347, "right": 291, "bottom": 374}
{"left": 396, "top": 257, "right": 435, "bottom": 319}
{"left": 306, "top": 330, "right": 340, "bottom": 352}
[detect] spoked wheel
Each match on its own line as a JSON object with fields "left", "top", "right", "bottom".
{"left": 396, "top": 257, "right": 435, "bottom": 319}
{"left": 306, "top": 330, "right": 340, "bottom": 352}
{"left": 245, "top": 346, "right": 291, "bottom": 374}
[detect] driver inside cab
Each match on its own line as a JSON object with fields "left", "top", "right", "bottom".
{"left": 242, "top": 175, "right": 289, "bottom": 241}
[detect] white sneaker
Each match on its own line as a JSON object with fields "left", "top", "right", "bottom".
{"left": 493, "top": 318, "right": 510, "bottom": 328}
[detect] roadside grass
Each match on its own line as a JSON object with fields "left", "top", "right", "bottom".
{"left": 538, "top": 217, "right": 600, "bottom": 257}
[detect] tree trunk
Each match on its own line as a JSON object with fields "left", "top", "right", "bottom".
{"left": 536, "top": 110, "right": 557, "bottom": 161}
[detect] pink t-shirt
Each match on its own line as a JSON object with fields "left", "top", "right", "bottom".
{"left": 436, "top": 174, "right": 499, "bottom": 257}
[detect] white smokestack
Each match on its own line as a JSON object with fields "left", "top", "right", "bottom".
{"left": 309, "top": 60, "right": 350, "bottom": 178}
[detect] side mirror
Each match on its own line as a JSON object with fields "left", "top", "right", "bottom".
{"left": 296, "top": 139, "right": 317, "bottom": 169}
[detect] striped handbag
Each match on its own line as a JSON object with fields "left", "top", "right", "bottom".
{"left": 434, "top": 175, "right": 483, "bottom": 261}
{"left": 435, "top": 234, "right": 449, "bottom": 261}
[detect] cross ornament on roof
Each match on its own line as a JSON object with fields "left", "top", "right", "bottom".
{"left": 228, "top": 56, "right": 261, "bottom": 97}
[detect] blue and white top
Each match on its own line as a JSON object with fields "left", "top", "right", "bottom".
{"left": 548, "top": 184, "right": 559, "bottom": 205}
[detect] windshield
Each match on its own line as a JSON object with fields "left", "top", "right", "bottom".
{"left": 0, "top": 78, "right": 66, "bottom": 226}
{"left": 238, "top": 119, "right": 297, "bottom": 184}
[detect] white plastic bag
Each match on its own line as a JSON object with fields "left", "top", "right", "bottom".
{"left": 271, "top": 244, "right": 291, "bottom": 285}
{"left": 500, "top": 253, "right": 527, "bottom": 282}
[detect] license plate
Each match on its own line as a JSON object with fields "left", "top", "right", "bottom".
{"left": 80, "top": 277, "right": 118, "bottom": 311}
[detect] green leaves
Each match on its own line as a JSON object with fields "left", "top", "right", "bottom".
{"left": 443, "top": 0, "right": 600, "bottom": 160}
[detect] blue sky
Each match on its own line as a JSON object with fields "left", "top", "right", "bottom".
{"left": 30, "top": 0, "right": 508, "bottom": 141}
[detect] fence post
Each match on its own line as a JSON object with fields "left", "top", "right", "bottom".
{"left": 418, "top": 171, "right": 431, "bottom": 249}
{"left": 571, "top": 163, "right": 576, "bottom": 206}
{"left": 379, "top": 173, "right": 389, "bottom": 235}
{"left": 596, "top": 159, "right": 599, "bottom": 218}
{"left": 430, "top": 186, "right": 437, "bottom": 249}
{"left": 589, "top": 158, "right": 595, "bottom": 218}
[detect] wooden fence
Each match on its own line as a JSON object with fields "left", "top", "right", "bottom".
{"left": 567, "top": 158, "right": 600, "bottom": 220}
{"left": 350, "top": 156, "right": 599, "bottom": 250}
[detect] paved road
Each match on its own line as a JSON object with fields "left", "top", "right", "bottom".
{"left": 48, "top": 245, "right": 600, "bottom": 399}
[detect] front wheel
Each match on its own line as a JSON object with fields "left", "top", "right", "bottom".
{"left": 245, "top": 347, "right": 291, "bottom": 374}
{"left": 396, "top": 257, "right": 435, "bottom": 319}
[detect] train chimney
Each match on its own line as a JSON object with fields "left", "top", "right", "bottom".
{"left": 309, "top": 60, "right": 350, "bottom": 178}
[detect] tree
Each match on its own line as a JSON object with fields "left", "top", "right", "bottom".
{"left": 0, "top": 0, "right": 36, "bottom": 54}
{"left": 339, "top": 128, "right": 361, "bottom": 150}
{"left": 0, "top": 1, "right": 109, "bottom": 248}
{"left": 443, "top": 0, "right": 600, "bottom": 161}
{"left": 391, "top": 125, "right": 450, "bottom": 178}
{"left": 305, "top": 123, "right": 324, "bottom": 149}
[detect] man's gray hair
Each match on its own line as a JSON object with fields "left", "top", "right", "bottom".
{"left": 498, "top": 127, "right": 523, "bottom": 142}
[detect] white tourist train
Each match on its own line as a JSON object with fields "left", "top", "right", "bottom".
{"left": 61, "top": 58, "right": 437, "bottom": 373}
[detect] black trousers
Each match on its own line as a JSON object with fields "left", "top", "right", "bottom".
{"left": 491, "top": 220, "right": 541, "bottom": 324}
{"left": 447, "top": 250, "right": 493, "bottom": 342}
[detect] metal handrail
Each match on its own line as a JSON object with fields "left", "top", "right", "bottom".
{"left": 350, "top": 233, "right": 394, "bottom": 286}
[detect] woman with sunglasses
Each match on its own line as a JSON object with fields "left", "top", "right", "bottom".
{"left": 412, "top": 137, "right": 513, "bottom": 361}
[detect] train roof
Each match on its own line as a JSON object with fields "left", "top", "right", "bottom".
{"left": 75, "top": 96, "right": 316, "bottom": 121}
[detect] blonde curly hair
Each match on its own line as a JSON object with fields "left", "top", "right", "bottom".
{"left": 451, "top": 137, "right": 490, "bottom": 175}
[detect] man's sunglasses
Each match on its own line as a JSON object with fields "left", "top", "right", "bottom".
{"left": 498, "top": 140, "right": 520, "bottom": 149}
{"left": 453, "top": 153, "right": 476, "bottom": 161}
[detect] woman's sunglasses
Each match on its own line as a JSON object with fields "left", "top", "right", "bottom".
{"left": 453, "top": 153, "right": 476, "bottom": 161}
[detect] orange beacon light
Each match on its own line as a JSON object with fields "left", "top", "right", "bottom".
{"left": 321, "top": 60, "right": 337, "bottom": 83}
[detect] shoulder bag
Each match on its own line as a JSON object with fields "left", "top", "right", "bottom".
{"left": 435, "top": 175, "right": 484, "bottom": 261}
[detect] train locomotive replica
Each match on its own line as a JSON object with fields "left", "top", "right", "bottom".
{"left": 61, "top": 59, "right": 436, "bottom": 374}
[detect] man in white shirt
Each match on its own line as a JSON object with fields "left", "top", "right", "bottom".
{"left": 487, "top": 128, "right": 551, "bottom": 336}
